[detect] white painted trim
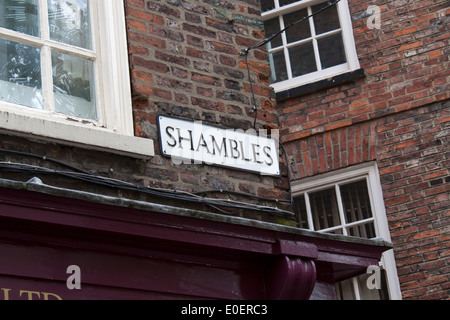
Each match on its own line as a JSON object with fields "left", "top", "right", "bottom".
{"left": 0, "top": 110, "right": 154, "bottom": 159}
{"left": 338, "top": 0, "right": 360, "bottom": 71}
{"left": 270, "top": 63, "right": 350, "bottom": 92}
{"left": 262, "top": 0, "right": 326, "bottom": 20}
{"left": 95, "top": 0, "right": 134, "bottom": 135}
{"left": 292, "top": 162, "right": 377, "bottom": 193}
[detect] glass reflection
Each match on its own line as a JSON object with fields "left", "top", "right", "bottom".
{"left": 0, "top": 0, "right": 40, "bottom": 37}
{"left": 52, "top": 51, "right": 97, "bottom": 120}
{"left": 0, "top": 38, "right": 42, "bottom": 109}
{"left": 48, "top": 0, "right": 92, "bottom": 49}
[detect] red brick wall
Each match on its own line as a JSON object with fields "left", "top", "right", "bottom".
{"left": 377, "top": 102, "right": 449, "bottom": 300}
{"left": 126, "top": 0, "right": 277, "bottom": 136}
{"left": 280, "top": 1, "right": 449, "bottom": 149}
{"left": 0, "top": 0, "right": 446, "bottom": 299}
{"left": 124, "top": 0, "right": 292, "bottom": 222}
{"left": 278, "top": 0, "right": 449, "bottom": 299}
{"left": 124, "top": 0, "right": 449, "bottom": 297}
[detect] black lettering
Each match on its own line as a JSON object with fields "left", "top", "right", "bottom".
{"left": 251, "top": 143, "right": 264, "bottom": 164}
{"left": 189, "top": 130, "right": 194, "bottom": 151}
{"left": 177, "top": 128, "right": 194, "bottom": 150}
{"left": 239, "top": 141, "right": 252, "bottom": 162}
{"left": 263, "top": 146, "right": 273, "bottom": 166}
{"left": 211, "top": 136, "right": 227, "bottom": 157}
{"left": 229, "top": 139, "right": 240, "bottom": 159}
{"left": 196, "top": 133, "right": 211, "bottom": 154}
{"left": 165, "top": 126, "right": 177, "bottom": 147}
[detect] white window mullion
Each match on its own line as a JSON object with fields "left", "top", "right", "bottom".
{"left": 38, "top": 0, "right": 50, "bottom": 40}
{"left": 279, "top": 15, "right": 293, "bottom": 80}
{"left": 352, "top": 278, "right": 361, "bottom": 300}
{"left": 335, "top": 184, "right": 348, "bottom": 236}
{"left": 274, "top": 0, "right": 280, "bottom": 9}
{"left": 40, "top": 46, "right": 53, "bottom": 113}
{"left": 88, "top": 0, "right": 102, "bottom": 126}
{"left": 38, "top": 0, "right": 54, "bottom": 113}
{"left": 304, "top": 192, "right": 315, "bottom": 231}
{"left": 307, "top": 6, "right": 322, "bottom": 72}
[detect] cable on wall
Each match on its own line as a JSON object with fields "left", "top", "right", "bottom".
{"left": 0, "top": 148, "right": 295, "bottom": 218}
{"left": 239, "top": 0, "right": 342, "bottom": 225}
{"left": 0, "top": 2, "right": 343, "bottom": 221}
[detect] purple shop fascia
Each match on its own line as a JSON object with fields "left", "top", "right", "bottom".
{"left": 0, "top": 177, "right": 391, "bottom": 300}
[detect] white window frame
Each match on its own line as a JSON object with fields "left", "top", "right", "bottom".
{"left": 0, "top": 0, "right": 154, "bottom": 159}
{"left": 261, "top": 0, "right": 360, "bottom": 92}
{"left": 292, "top": 162, "right": 402, "bottom": 300}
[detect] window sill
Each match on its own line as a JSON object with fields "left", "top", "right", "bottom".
{"left": 0, "top": 110, "right": 155, "bottom": 159}
{"left": 275, "top": 68, "right": 365, "bottom": 101}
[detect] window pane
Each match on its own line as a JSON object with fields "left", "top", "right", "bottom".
{"left": 260, "top": 0, "right": 275, "bottom": 12}
{"left": 294, "top": 194, "right": 309, "bottom": 229}
{"left": 348, "top": 222, "right": 376, "bottom": 238}
{"left": 336, "top": 278, "right": 356, "bottom": 300}
{"left": 284, "top": 8, "right": 311, "bottom": 43}
{"left": 0, "top": 38, "right": 42, "bottom": 109}
{"left": 263, "top": 17, "right": 283, "bottom": 49}
{"left": 312, "top": 2, "right": 340, "bottom": 35}
{"left": 269, "top": 50, "right": 288, "bottom": 83}
{"left": 48, "top": 0, "right": 92, "bottom": 49}
{"left": 279, "top": 0, "right": 299, "bottom": 7}
{"left": 52, "top": 51, "right": 97, "bottom": 120}
{"left": 340, "top": 180, "right": 373, "bottom": 224}
{"left": 288, "top": 42, "right": 317, "bottom": 77}
{"left": 308, "top": 187, "right": 340, "bottom": 230}
{"left": 0, "top": 0, "right": 40, "bottom": 37}
{"left": 317, "top": 33, "right": 346, "bottom": 69}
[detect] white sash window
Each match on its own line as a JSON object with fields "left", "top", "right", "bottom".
{"left": 292, "top": 163, "right": 402, "bottom": 300}
{"left": 0, "top": 0, "right": 154, "bottom": 158}
{"left": 260, "top": 0, "right": 360, "bottom": 92}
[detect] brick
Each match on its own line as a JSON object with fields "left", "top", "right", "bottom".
{"left": 394, "top": 26, "right": 419, "bottom": 37}
{"left": 219, "top": 55, "right": 237, "bottom": 67}
{"left": 131, "top": 56, "right": 169, "bottom": 74}
{"left": 128, "top": 32, "right": 166, "bottom": 49}
{"left": 206, "top": 41, "right": 239, "bottom": 55}
{"left": 428, "top": 49, "right": 442, "bottom": 58}
{"left": 324, "top": 119, "right": 352, "bottom": 131}
{"left": 147, "top": 2, "right": 181, "bottom": 18}
{"left": 191, "top": 97, "right": 226, "bottom": 112}
{"left": 412, "top": 230, "right": 442, "bottom": 240}
{"left": 399, "top": 41, "right": 423, "bottom": 51}
{"left": 238, "top": 59, "right": 271, "bottom": 75}
{"left": 191, "top": 72, "right": 222, "bottom": 86}
{"left": 126, "top": 0, "right": 144, "bottom": 8}
{"left": 182, "top": 23, "right": 217, "bottom": 38}
{"left": 155, "top": 51, "right": 191, "bottom": 67}
{"left": 126, "top": 7, "right": 165, "bottom": 25}
{"left": 125, "top": 0, "right": 450, "bottom": 300}
{"left": 127, "top": 19, "right": 147, "bottom": 32}
{"left": 131, "top": 69, "right": 154, "bottom": 83}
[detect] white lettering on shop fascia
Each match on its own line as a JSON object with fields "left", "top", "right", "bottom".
{"left": 158, "top": 115, "right": 280, "bottom": 176}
